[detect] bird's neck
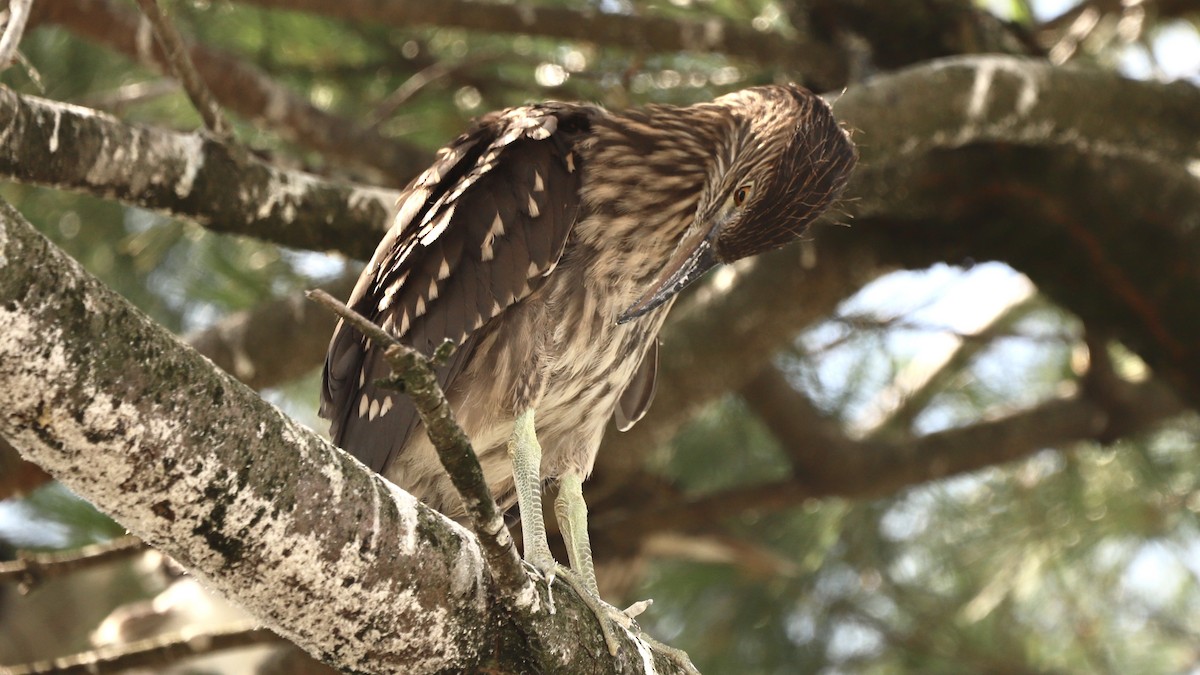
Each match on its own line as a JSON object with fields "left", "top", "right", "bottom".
{"left": 576, "top": 104, "right": 734, "bottom": 261}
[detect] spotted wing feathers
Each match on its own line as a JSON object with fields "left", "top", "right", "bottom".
{"left": 321, "top": 105, "right": 589, "bottom": 473}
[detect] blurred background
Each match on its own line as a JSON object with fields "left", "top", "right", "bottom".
{"left": 2, "top": 0, "right": 1199, "bottom": 672}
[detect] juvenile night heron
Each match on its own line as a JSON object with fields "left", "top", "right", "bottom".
{"left": 322, "top": 85, "right": 855, "bottom": 603}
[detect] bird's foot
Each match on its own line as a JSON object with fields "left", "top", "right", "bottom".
{"left": 528, "top": 563, "right": 697, "bottom": 673}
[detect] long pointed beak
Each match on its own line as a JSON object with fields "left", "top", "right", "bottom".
{"left": 617, "top": 230, "right": 719, "bottom": 324}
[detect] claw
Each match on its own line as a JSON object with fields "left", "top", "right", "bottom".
{"left": 623, "top": 598, "right": 653, "bottom": 619}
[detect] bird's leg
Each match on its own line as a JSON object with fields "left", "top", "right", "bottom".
{"left": 509, "top": 414, "right": 682, "bottom": 662}
{"left": 508, "top": 408, "right": 555, "bottom": 573}
{"left": 554, "top": 471, "right": 599, "bottom": 596}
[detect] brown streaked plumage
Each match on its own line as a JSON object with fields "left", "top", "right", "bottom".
{"left": 321, "top": 84, "right": 856, "bottom": 602}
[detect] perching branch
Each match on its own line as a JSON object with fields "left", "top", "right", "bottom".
{"left": 0, "top": 198, "right": 691, "bottom": 673}
{"left": 132, "top": 0, "right": 232, "bottom": 140}
{"left": 305, "top": 289, "right": 533, "bottom": 606}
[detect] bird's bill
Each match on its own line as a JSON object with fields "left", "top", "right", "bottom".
{"left": 617, "top": 233, "right": 718, "bottom": 324}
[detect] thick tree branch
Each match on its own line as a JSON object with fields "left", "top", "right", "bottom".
{"left": 0, "top": 201, "right": 689, "bottom": 673}
{"left": 0, "top": 271, "right": 361, "bottom": 501}
{"left": 31, "top": 0, "right": 430, "bottom": 184}
{"left": 602, "top": 373, "right": 1186, "bottom": 539}
{"left": 0, "top": 87, "right": 397, "bottom": 259}
{"left": 234, "top": 0, "right": 846, "bottom": 88}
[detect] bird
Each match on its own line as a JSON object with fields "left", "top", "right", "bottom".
{"left": 321, "top": 84, "right": 856, "bottom": 607}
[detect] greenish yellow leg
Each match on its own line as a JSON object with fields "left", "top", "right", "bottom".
{"left": 555, "top": 471, "right": 599, "bottom": 596}
{"left": 508, "top": 409, "right": 554, "bottom": 570}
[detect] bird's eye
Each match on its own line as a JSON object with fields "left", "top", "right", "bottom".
{"left": 733, "top": 184, "right": 753, "bottom": 207}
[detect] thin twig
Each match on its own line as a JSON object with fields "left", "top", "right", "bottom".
{"left": 304, "top": 289, "right": 533, "bottom": 604}
{"left": 132, "top": 0, "right": 232, "bottom": 140}
{"left": 0, "top": 535, "right": 147, "bottom": 593}
{"left": 0, "top": 0, "right": 33, "bottom": 71}
{"left": 367, "top": 51, "right": 509, "bottom": 129}
{"left": 368, "top": 60, "right": 456, "bottom": 129}
{"left": 2, "top": 622, "right": 278, "bottom": 675}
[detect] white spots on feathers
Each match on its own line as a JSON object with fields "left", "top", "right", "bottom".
{"left": 419, "top": 210, "right": 453, "bottom": 246}
{"left": 565, "top": 152, "right": 576, "bottom": 173}
{"left": 427, "top": 277, "right": 440, "bottom": 302}
{"left": 481, "top": 232, "right": 495, "bottom": 262}
{"left": 490, "top": 213, "right": 506, "bottom": 237}
{"left": 419, "top": 165, "right": 443, "bottom": 187}
{"left": 527, "top": 195, "right": 540, "bottom": 218}
{"left": 533, "top": 170, "right": 545, "bottom": 192}
{"left": 360, "top": 394, "right": 394, "bottom": 421}
{"left": 378, "top": 279, "right": 400, "bottom": 312}
{"left": 437, "top": 257, "right": 451, "bottom": 280}
{"left": 394, "top": 187, "right": 430, "bottom": 231}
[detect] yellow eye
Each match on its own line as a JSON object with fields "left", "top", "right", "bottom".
{"left": 733, "top": 184, "right": 752, "bottom": 207}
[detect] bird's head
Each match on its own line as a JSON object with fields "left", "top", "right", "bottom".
{"left": 617, "top": 85, "right": 857, "bottom": 323}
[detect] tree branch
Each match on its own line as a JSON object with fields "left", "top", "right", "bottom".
{"left": 0, "top": 198, "right": 690, "bottom": 673}
{"left": 233, "top": 0, "right": 846, "bottom": 88}
{"left": 4, "top": 623, "right": 280, "bottom": 675}
{"left": 0, "top": 536, "right": 146, "bottom": 593}
{"left": 0, "top": 0, "right": 33, "bottom": 72}
{"left": 0, "top": 86, "right": 397, "bottom": 259}
{"left": 32, "top": 0, "right": 430, "bottom": 184}
{"left": 603, "top": 373, "right": 1186, "bottom": 539}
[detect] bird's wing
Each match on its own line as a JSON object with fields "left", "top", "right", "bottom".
{"left": 321, "top": 105, "right": 590, "bottom": 473}
{"left": 614, "top": 340, "right": 658, "bottom": 432}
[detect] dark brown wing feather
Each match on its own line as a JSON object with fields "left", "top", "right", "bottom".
{"left": 321, "top": 105, "right": 591, "bottom": 473}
